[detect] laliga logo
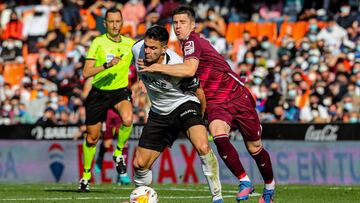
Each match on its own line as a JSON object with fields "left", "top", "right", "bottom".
{"left": 48, "top": 143, "right": 65, "bottom": 182}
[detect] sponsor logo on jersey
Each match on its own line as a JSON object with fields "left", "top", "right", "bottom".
{"left": 184, "top": 41, "right": 195, "bottom": 55}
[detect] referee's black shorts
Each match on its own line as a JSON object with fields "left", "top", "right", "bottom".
{"left": 139, "top": 101, "right": 205, "bottom": 152}
{"left": 85, "top": 87, "right": 131, "bottom": 125}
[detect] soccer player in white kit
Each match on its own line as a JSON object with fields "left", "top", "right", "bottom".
{"left": 132, "top": 25, "right": 223, "bottom": 203}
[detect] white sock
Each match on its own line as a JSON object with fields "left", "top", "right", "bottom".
{"left": 240, "top": 175, "right": 251, "bottom": 182}
{"left": 200, "top": 149, "right": 222, "bottom": 200}
{"left": 265, "top": 179, "right": 275, "bottom": 190}
{"left": 134, "top": 169, "right": 152, "bottom": 187}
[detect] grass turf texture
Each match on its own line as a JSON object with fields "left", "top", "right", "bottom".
{"left": 0, "top": 183, "right": 359, "bottom": 202}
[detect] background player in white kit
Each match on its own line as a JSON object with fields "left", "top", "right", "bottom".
{"left": 131, "top": 25, "right": 224, "bottom": 203}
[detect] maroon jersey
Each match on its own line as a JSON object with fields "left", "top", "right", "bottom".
{"left": 182, "top": 31, "right": 244, "bottom": 103}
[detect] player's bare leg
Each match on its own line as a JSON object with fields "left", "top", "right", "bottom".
{"left": 209, "top": 119, "right": 254, "bottom": 201}
{"left": 133, "top": 147, "right": 161, "bottom": 187}
{"left": 188, "top": 125, "right": 223, "bottom": 203}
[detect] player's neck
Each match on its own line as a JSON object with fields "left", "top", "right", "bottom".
{"left": 106, "top": 33, "right": 121, "bottom": 42}
{"left": 157, "top": 54, "right": 166, "bottom": 65}
{"left": 181, "top": 29, "right": 194, "bottom": 42}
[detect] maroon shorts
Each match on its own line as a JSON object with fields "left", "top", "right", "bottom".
{"left": 103, "top": 108, "right": 122, "bottom": 140}
{"left": 206, "top": 87, "right": 261, "bottom": 141}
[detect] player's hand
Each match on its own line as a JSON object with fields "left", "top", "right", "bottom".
{"left": 108, "top": 56, "right": 121, "bottom": 67}
{"left": 137, "top": 59, "right": 161, "bottom": 73}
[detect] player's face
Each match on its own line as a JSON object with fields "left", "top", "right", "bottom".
{"left": 144, "top": 37, "right": 166, "bottom": 64}
{"left": 105, "top": 12, "right": 123, "bottom": 37}
{"left": 173, "top": 13, "right": 195, "bottom": 41}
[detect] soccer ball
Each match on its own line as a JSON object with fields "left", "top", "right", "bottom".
{"left": 130, "top": 186, "right": 158, "bottom": 203}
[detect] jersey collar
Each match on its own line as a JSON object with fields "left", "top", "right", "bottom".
{"left": 106, "top": 34, "right": 122, "bottom": 43}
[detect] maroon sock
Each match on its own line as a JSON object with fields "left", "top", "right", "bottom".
{"left": 252, "top": 147, "right": 274, "bottom": 183}
{"left": 213, "top": 134, "right": 247, "bottom": 179}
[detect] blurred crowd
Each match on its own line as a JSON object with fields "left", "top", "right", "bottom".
{"left": 0, "top": 0, "right": 359, "bottom": 126}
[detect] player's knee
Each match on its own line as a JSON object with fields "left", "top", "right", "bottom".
{"left": 133, "top": 158, "right": 148, "bottom": 170}
{"left": 195, "top": 142, "right": 210, "bottom": 156}
{"left": 86, "top": 135, "right": 98, "bottom": 146}
{"left": 247, "top": 140, "right": 263, "bottom": 155}
{"left": 103, "top": 139, "right": 112, "bottom": 148}
{"left": 122, "top": 117, "right": 133, "bottom": 127}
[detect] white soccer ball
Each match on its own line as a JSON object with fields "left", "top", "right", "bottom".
{"left": 129, "top": 186, "right": 158, "bottom": 203}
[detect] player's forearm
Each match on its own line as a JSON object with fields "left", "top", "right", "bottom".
{"left": 82, "top": 65, "right": 106, "bottom": 78}
{"left": 195, "top": 88, "right": 206, "bottom": 116}
{"left": 157, "top": 63, "right": 195, "bottom": 77}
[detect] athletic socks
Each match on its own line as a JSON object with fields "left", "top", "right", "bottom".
{"left": 113, "top": 124, "right": 133, "bottom": 157}
{"left": 251, "top": 147, "right": 274, "bottom": 184}
{"left": 213, "top": 134, "right": 247, "bottom": 178}
{"left": 200, "top": 149, "right": 222, "bottom": 200}
{"left": 82, "top": 139, "right": 96, "bottom": 180}
{"left": 134, "top": 169, "right": 153, "bottom": 187}
{"left": 265, "top": 179, "right": 276, "bottom": 190}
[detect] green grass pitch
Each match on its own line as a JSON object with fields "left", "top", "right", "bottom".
{"left": 0, "top": 183, "right": 359, "bottom": 202}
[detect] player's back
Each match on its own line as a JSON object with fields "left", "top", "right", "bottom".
{"left": 182, "top": 31, "right": 244, "bottom": 103}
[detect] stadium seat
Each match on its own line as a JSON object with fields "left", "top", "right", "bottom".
{"left": 137, "top": 23, "right": 146, "bottom": 37}
{"left": 225, "top": 22, "right": 244, "bottom": 44}
{"left": 292, "top": 21, "right": 308, "bottom": 42}
{"left": 121, "top": 24, "right": 136, "bottom": 38}
{"left": 3, "top": 63, "right": 24, "bottom": 86}
{"left": 257, "top": 22, "right": 277, "bottom": 43}
{"left": 277, "top": 21, "right": 295, "bottom": 46}
{"left": 244, "top": 22, "right": 258, "bottom": 38}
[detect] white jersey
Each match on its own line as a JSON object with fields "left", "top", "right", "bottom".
{"left": 132, "top": 40, "right": 199, "bottom": 115}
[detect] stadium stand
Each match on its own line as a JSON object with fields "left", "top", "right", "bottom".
{"left": 0, "top": 0, "right": 359, "bottom": 126}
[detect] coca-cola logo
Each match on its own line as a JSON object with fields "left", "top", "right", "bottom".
{"left": 305, "top": 125, "right": 339, "bottom": 141}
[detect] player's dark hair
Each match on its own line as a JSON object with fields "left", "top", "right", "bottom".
{"left": 172, "top": 5, "right": 196, "bottom": 22}
{"left": 145, "top": 25, "right": 169, "bottom": 45}
{"left": 105, "top": 7, "right": 123, "bottom": 20}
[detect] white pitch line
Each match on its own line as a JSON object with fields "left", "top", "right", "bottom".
{"left": 0, "top": 194, "right": 261, "bottom": 201}
{"left": 42, "top": 186, "right": 242, "bottom": 194}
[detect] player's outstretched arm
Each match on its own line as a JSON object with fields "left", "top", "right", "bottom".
{"left": 138, "top": 58, "right": 199, "bottom": 78}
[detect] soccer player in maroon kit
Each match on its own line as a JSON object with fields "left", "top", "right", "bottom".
{"left": 138, "top": 6, "right": 275, "bottom": 203}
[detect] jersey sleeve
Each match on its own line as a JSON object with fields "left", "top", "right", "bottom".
{"left": 183, "top": 37, "right": 201, "bottom": 61}
{"left": 86, "top": 38, "right": 99, "bottom": 60}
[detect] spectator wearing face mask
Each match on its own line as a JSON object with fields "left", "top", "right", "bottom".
{"left": 271, "top": 105, "right": 285, "bottom": 122}
{"left": 306, "top": 17, "right": 320, "bottom": 41}
{"left": 35, "top": 107, "right": 57, "bottom": 125}
{"left": 336, "top": 4, "right": 357, "bottom": 29}
{"left": 259, "top": 36, "right": 278, "bottom": 61}
{"left": 317, "top": 16, "right": 347, "bottom": 52}
{"left": 284, "top": 97, "right": 300, "bottom": 122}
{"left": 300, "top": 93, "right": 329, "bottom": 123}
{"left": 264, "top": 82, "right": 282, "bottom": 116}
{"left": 207, "top": 28, "right": 227, "bottom": 55}
{"left": 202, "top": 7, "right": 226, "bottom": 37}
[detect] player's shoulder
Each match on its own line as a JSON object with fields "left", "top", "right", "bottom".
{"left": 166, "top": 48, "right": 183, "bottom": 64}
{"left": 185, "top": 31, "right": 200, "bottom": 43}
{"left": 132, "top": 39, "right": 144, "bottom": 56}
{"left": 91, "top": 34, "right": 107, "bottom": 45}
{"left": 132, "top": 39, "right": 144, "bottom": 49}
